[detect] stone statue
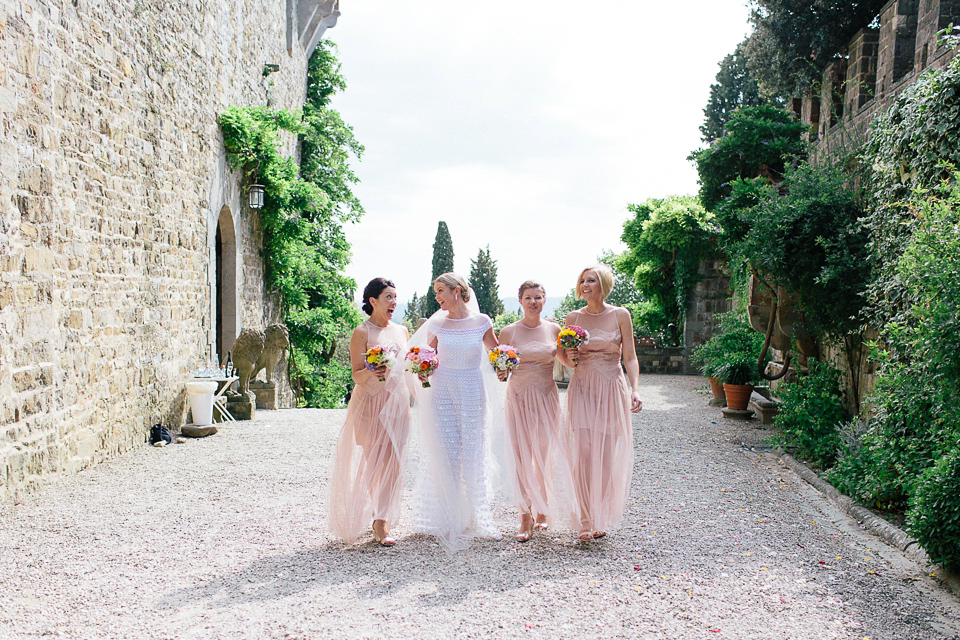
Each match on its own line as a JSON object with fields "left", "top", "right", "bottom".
{"left": 232, "top": 328, "right": 265, "bottom": 395}
{"left": 251, "top": 323, "right": 289, "bottom": 384}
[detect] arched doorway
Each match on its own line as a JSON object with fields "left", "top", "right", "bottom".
{"left": 216, "top": 206, "right": 239, "bottom": 363}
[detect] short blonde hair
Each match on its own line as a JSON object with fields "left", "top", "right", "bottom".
{"left": 575, "top": 264, "right": 614, "bottom": 301}
{"left": 434, "top": 272, "right": 471, "bottom": 302}
{"left": 517, "top": 280, "right": 546, "bottom": 300}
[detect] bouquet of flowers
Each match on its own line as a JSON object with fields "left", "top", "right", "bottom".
{"left": 488, "top": 345, "right": 520, "bottom": 378}
{"left": 557, "top": 325, "right": 589, "bottom": 364}
{"left": 363, "top": 345, "right": 396, "bottom": 382}
{"left": 404, "top": 346, "right": 439, "bottom": 388}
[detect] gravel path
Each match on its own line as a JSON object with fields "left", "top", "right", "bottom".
{"left": 2, "top": 374, "right": 959, "bottom": 639}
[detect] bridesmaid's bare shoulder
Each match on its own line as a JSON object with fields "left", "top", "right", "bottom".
{"left": 351, "top": 320, "right": 370, "bottom": 341}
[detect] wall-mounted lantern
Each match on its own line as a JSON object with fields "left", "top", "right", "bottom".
{"left": 249, "top": 183, "right": 265, "bottom": 209}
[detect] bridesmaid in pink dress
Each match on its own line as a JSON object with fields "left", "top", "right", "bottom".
{"left": 497, "top": 281, "right": 564, "bottom": 542}
{"left": 328, "top": 278, "right": 411, "bottom": 546}
{"left": 556, "top": 265, "right": 643, "bottom": 542}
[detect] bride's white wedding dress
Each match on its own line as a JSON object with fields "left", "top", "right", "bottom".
{"left": 383, "top": 300, "right": 508, "bottom": 551}
{"left": 415, "top": 313, "right": 499, "bottom": 540}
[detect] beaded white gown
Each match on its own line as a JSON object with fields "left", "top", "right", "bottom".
{"left": 390, "top": 310, "right": 505, "bottom": 550}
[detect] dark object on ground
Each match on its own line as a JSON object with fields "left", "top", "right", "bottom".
{"left": 149, "top": 423, "right": 172, "bottom": 445}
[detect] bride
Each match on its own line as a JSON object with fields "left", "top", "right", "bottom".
{"left": 385, "top": 272, "right": 507, "bottom": 550}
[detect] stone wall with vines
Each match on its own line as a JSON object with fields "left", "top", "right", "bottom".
{"left": 0, "top": 0, "right": 312, "bottom": 498}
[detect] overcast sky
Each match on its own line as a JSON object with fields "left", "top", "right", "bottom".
{"left": 329, "top": 1, "right": 753, "bottom": 306}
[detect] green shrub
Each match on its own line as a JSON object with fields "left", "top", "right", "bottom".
{"left": 619, "top": 196, "right": 718, "bottom": 345}
{"left": 831, "top": 179, "right": 960, "bottom": 559}
{"left": 625, "top": 300, "right": 670, "bottom": 344}
{"left": 907, "top": 450, "right": 960, "bottom": 571}
{"left": 774, "top": 359, "right": 848, "bottom": 468}
{"left": 713, "top": 353, "right": 758, "bottom": 385}
{"left": 724, "top": 163, "right": 871, "bottom": 343}
{"left": 691, "top": 311, "right": 767, "bottom": 379}
{"left": 294, "top": 357, "right": 352, "bottom": 409}
{"left": 493, "top": 311, "right": 521, "bottom": 334}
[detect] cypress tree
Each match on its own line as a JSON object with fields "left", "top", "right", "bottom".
{"left": 403, "top": 291, "right": 422, "bottom": 329}
{"left": 425, "top": 221, "right": 454, "bottom": 315}
{"left": 470, "top": 245, "right": 504, "bottom": 318}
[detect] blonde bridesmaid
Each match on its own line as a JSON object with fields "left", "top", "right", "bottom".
{"left": 497, "top": 281, "right": 565, "bottom": 542}
{"left": 328, "top": 278, "right": 410, "bottom": 546}
{"left": 556, "top": 265, "right": 643, "bottom": 542}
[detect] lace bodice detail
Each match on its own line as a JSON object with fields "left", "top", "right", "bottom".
{"left": 569, "top": 308, "right": 623, "bottom": 368}
{"left": 364, "top": 321, "right": 406, "bottom": 357}
{"left": 508, "top": 322, "right": 557, "bottom": 383}
{"left": 430, "top": 315, "right": 493, "bottom": 371}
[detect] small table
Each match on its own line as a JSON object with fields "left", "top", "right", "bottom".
{"left": 193, "top": 376, "right": 239, "bottom": 422}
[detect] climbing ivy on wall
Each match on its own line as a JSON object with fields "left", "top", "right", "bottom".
{"left": 618, "top": 196, "right": 717, "bottom": 346}
{"left": 826, "top": 54, "right": 960, "bottom": 571}
{"left": 218, "top": 42, "right": 364, "bottom": 408}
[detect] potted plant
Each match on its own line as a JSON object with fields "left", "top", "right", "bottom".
{"left": 714, "top": 353, "right": 758, "bottom": 411}
{"left": 694, "top": 355, "right": 726, "bottom": 405}
{"left": 693, "top": 311, "right": 769, "bottom": 409}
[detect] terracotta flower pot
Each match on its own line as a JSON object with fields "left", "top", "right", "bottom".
{"left": 708, "top": 377, "right": 726, "bottom": 399}
{"left": 723, "top": 383, "right": 754, "bottom": 411}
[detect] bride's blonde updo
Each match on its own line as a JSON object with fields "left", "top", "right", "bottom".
{"left": 434, "top": 272, "right": 471, "bottom": 302}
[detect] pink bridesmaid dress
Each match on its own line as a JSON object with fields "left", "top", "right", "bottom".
{"left": 328, "top": 321, "right": 410, "bottom": 543}
{"left": 565, "top": 307, "right": 633, "bottom": 533}
{"left": 504, "top": 322, "right": 567, "bottom": 526}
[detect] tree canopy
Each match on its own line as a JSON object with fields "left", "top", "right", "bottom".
{"left": 619, "top": 196, "right": 716, "bottom": 345}
{"left": 701, "top": 40, "right": 777, "bottom": 142}
{"left": 690, "top": 104, "right": 807, "bottom": 213}
{"left": 745, "top": 0, "right": 886, "bottom": 97}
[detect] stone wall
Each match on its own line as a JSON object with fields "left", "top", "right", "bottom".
{"left": 682, "top": 258, "right": 733, "bottom": 374}
{"left": 636, "top": 346, "right": 687, "bottom": 375}
{"left": 809, "top": 0, "right": 959, "bottom": 158}
{"left": 803, "top": 0, "right": 959, "bottom": 405}
{"left": 0, "top": 0, "right": 333, "bottom": 498}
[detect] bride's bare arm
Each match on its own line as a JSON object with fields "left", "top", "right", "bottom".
{"left": 482, "top": 326, "right": 499, "bottom": 351}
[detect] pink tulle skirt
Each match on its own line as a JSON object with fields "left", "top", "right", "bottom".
{"left": 505, "top": 376, "right": 570, "bottom": 526}
{"left": 565, "top": 363, "right": 633, "bottom": 532}
{"left": 328, "top": 380, "right": 410, "bottom": 543}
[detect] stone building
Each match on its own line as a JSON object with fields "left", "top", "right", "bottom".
{"left": 792, "top": 0, "right": 959, "bottom": 403}
{"left": 804, "top": 0, "right": 959, "bottom": 158}
{"left": 0, "top": 0, "right": 341, "bottom": 499}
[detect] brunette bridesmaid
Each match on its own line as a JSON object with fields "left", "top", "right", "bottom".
{"left": 556, "top": 265, "right": 643, "bottom": 542}
{"left": 328, "top": 277, "right": 410, "bottom": 546}
{"left": 497, "top": 281, "right": 566, "bottom": 542}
